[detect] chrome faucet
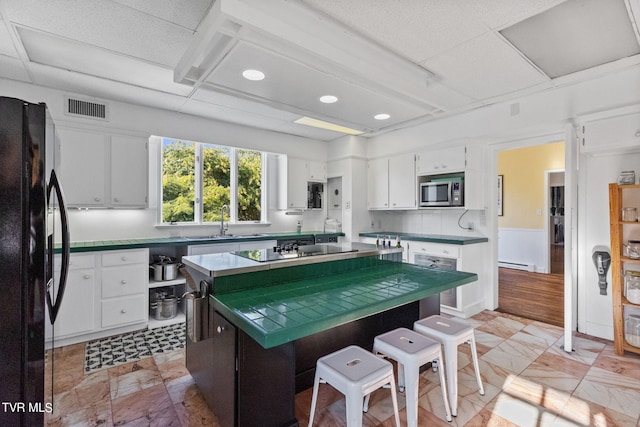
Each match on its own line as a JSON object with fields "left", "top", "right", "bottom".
{"left": 220, "top": 204, "right": 229, "bottom": 236}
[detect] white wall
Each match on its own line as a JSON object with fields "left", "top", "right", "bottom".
{"left": 578, "top": 151, "right": 640, "bottom": 339}
{"left": 498, "top": 228, "right": 546, "bottom": 272}
{"left": 2, "top": 79, "right": 329, "bottom": 240}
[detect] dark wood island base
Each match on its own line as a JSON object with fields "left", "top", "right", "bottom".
{"left": 182, "top": 245, "right": 477, "bottom": 427}
{"left": 189, "top": 295, "right": 439, "bottom": 427}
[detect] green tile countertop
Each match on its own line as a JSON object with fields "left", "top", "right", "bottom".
{"left": 58, "top": 231, "right": 344, "bottom": 253}
{"left": 359, "top": 231, "right": 488, "bottom": 245}
{"left": 212, "top": 261, "right": 477, "bottom": 349}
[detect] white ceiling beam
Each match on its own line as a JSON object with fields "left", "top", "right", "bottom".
{"left": 174, "top": 0, "right": 449, "bottom": 112}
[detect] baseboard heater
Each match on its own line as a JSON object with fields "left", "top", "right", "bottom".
{"left": 498, "top": 260, "right": 535, "bottom": 272}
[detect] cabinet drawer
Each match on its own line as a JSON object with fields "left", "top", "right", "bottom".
{"left": 410, "top": 242, "right": 459, "bottom": 259}
{"left": 102, "top": 249, "right": 148, "bottom": 267}
{"left": 101, "top": 294, "right": 146, "bottom": 328}
{"left": 102, "top": 265, "right": 147, "bottom": 298}
{"left": 65, "top": 253, "right": 96, "bottom": 270}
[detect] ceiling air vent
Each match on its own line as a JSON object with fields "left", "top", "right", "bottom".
{"left": 64, "top": 96, "right": 109, "bottom": 121}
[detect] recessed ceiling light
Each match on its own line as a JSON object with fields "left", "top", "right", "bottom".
{"left": 242, "top": 69, "right": 265, "bottom": 81}
{"left": 294, "top": 117, "right": 364, "bottom": 135}
{"left": 374, "top": 113, "right": 391, "bottom": 120}
{"left": 319, "top": 95, "right": 338, "bottom": 104}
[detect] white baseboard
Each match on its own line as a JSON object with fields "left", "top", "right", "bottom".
{"left": 498, "top": 260, "right": 535, "bottom": 272}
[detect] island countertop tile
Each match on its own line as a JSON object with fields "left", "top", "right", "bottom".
{"left": 211, "top": 262, "right": 477, "bottom": 349}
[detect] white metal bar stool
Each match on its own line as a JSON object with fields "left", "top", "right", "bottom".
{"left": 364, "top": 327, "right": 452, "bottom": 426}
{"left": 414, "top": 315, "right": 484, "bottom": 417}
{"left": 308, "top": 345, "right": 401, "bottom": 427}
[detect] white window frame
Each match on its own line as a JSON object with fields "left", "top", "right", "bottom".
{"left": 158, "top": 138, "right": 268, "bottom": 225}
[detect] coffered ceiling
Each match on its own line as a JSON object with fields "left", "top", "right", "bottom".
{"left": 1, "top": 0, "right": 639, "bottom": 141}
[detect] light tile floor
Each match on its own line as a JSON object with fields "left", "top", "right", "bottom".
{"left": 45, "top": 310, "right": 640, "bottom": 426}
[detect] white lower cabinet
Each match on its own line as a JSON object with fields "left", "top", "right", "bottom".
{"left": 46, "top": 253, "right": 96, "bottom": 341}
{"left": 46, "top": 248, "right": 149, "bottom": 348}
{"left": 102, "top": 265, "right": 147, "bottom": 299}
{"left": 101, "top": 294, "right": 146, "bottom": 328}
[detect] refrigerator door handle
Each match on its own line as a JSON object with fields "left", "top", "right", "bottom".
{"left": 46, "top": 169, "right": 70, "bottom": 324}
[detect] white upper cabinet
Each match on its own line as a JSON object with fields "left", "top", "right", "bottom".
{"left": 581, "top": 112, "right": 640, "bottom": 153}
{"left": 367, "top": 153, "right": 416, "bottom": 210}
{"left": 416, "top": 146, "right": 466, "bottom": 175}
{"left": 287, "top": 157, "right": 309, "bottom": 209}
{"left": 307, "top": 160, "right": 327, "bottom": 182}
{"left": 57, "top": 128, "right": 107, "bottom": 207}
{"left": 389, "top": 153, "right": 416, "bottom": 209}
{"left": 367, "top": 157, "right": 389, "bottom": 209}
{"left": 57, "top": 127, "right": 148, "bottom": 208}
{"left": 110, "top": 135, "right": 149, "bottom": 207}
{"left": 277, "top": 156, "right": 327, "bottom": 209}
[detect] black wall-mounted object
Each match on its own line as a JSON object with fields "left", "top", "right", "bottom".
{"left": 592, "top": 249, "right": 611, "bottom": 295}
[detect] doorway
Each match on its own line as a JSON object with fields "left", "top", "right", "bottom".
{"left": 548, "top": 171, "right": 565, "bottom": 274}
{"left": 496, "top": 142, "right": 565, "bottom": 326}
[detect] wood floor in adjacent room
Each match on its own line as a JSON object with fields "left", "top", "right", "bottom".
{"left": 498, "top": 245, "right": 565, "bottom": 327}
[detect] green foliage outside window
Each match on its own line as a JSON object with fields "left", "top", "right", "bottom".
{"left": 161, "top": 138, "right": 263, "bottom": 224}
{"left": 162, "top": 140, "right": 195, "bottom": 223}
{"left": 238, "top": 149, "right": 262, "bottom": 221}
{"left": 202, "top": 144, "right": 231, "bottom": 222}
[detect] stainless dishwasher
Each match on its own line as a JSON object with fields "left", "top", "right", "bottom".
{"left": 413, "top": 253, "right": 457, "bottom": 308}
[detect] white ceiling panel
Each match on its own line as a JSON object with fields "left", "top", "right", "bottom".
{"left": 204, "top": 41, "right": 432, "bottom": 131}
{"left": 273, "top": 121, "right": 348, "bottom": 141}
{"left": 26, "top": 62, "right": 188, "bottom": 112}
{"left": 18, "top": 27, "right": 194, "bottom": 96}
{"left": 179, "top": 98, "right": 287, "bottom": 129}
{"left": 1, "top": 0, "right": 194, "bottom": 67}
{"left": 462, "top": 0, "right": 567, "bottom": 30}
{"left": 300, "top": 0, "right": 489, "bottom": 63}
{"left": 109, "top": 0, "right": 213, "bottom": 30}
{"left": 421, "top": 32, "right": 549, "bottom": 101}
{"left": 1, "top": 0, "right": 639, "bottom": 141}
{"left": 0, "top": 55, "right": 31, "bottom": 83}
{"left": 191, "top": 88, "right": 301, "bottom": 121}
{"left": 501, "top": 0, "right": 640, "bottom": 78}
{"left": 0, "top": 17, "right": 19, "bottom": 57}
{"left": 180, "top": 97, "right": 340, "bottom": 140}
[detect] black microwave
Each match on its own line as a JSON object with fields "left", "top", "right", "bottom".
{"left": 419, "top": 178, "right": 464, "bottom": 207}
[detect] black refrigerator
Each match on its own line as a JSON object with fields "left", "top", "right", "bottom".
{"left": 0, "top": 97, "right": 70, "bottom": 426}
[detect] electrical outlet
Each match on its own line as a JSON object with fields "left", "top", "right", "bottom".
{"left": 346, "top": 201, "right": 351, "bottom": 209}
{"left": 468, "top": 222, "right": 474, "bottom": 231}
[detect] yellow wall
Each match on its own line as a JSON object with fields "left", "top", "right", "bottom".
{"left": 498, "top": 142, "right": 565, "bottom": 229}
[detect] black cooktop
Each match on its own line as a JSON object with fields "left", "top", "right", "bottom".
{"left": 233, "top": 244, "right": 357, "bottom": 263}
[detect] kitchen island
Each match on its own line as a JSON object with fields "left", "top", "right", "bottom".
{"left": 182, "top": 243, "right": 477, "bottom": 427}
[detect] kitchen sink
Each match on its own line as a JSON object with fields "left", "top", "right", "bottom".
{"left": 184, "top": 233, "right": 267, "bottom": 241}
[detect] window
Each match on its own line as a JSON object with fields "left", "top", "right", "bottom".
{"left": 161, "top": 138, "right": 265, "bottom": 224}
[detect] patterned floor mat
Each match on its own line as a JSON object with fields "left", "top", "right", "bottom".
{"left": 84, "top": 323, "right": 185, "bottom": 373}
